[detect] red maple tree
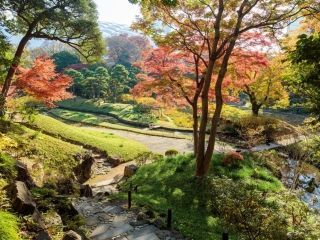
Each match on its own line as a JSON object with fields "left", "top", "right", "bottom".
{"left": 16, "top": 57, "right": 73, "bottom": 107}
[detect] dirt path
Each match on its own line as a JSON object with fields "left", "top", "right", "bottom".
{"left": 81, "top": 125, "right": 234, "bottom": 154}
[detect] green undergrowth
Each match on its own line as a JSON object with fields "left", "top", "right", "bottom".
{"left": 30, "top": 114, "right": 149, "bottom": 161}
{"left": 0, "top": 211, "right": 21, "bottom": 240}
{"left": 3, "top": 123, "right": 83, "bottom": 183}
{"left": 115, "top": 153, "right": 283, "bottom": 239}
{"left": 47, "top": 108, "right": 191, "bottom": 139}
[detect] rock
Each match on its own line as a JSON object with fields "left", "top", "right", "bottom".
{"left": 80, "top": 184, "right": 93, "bottom": 198}
{"left": 5, "top": 181, "right": 36, "bottom": 215}
{"left": 145, "top": 209, "right": 155, "bottom": 218}
{"left": 90, "top": 223, "right": 133, "bottom": 240}
{"left": 124, "top": 164, "right": 138, "bottom": 178}
{"left": 35, "top": 230, "right": 52, "bottom": 240}
{"left": 153, "top": 218, "right": 165, "bottom": 229}
{"left": 32, "top": 210, "right": 46, "bottom": 229}
{"left": 306, "top": 178, "right": 317, "bottom": 193}
{"left": 278, "top": 152, "right": 289, "bottom": 159}
{"left": 62, "top": 230, "right": 82, "bottom": 240}
{"left": 73, "top": 152, "right": 95, "bottom": 184}
{"left": 43, "top": 211, "right": 63, "bottom": 229}
{"left": 16, "top": 161, "right": 35, "bottom": 188}
{"left": 108, "top": 157, "right": 121, "bottom": 167}
{"left": 127, "top": 225, "right": 159, "bottom": 240}
{"left": 57, "top": 178, "right": 77, "bottom": 195}
{"left": 130, "top": 219, "right": 150, "bottom": 227}
{"left": 137, "top": 212, "right": 148, "bottom": 221}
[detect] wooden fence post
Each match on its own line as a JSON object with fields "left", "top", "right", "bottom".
{"left": 167, "top": 208, "right": 172, "bottom": 229}
{"left": 128, "top": 190, "right": 132, "bottom": 209}
{"left": 222, "top": 232, "right": 229, "bottom": 240}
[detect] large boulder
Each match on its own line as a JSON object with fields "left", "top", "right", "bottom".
{"left": 5, "top": 181, "right": 36, "bottom": 215}
{"left": 35, "top": 230, "right": 51, "bottom": 240}
{"left": 16, "top": 161, "right": 35, "bottom": 188}
{"left": 80, "top": 184, "right": 93, "bottom": 198}
{"left": 73, "top": 152, "right": 95, "bottom": 183}
{"left": 62, "top": 230, "right": 82, "bottom": 240}
{"left": 124, "top": 164, "right": 138, "bottom": 178}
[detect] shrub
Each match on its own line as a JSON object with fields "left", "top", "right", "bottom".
{"left": 222, "top": 152, "right": 244, "bottom": 168}
{"left": 210, "top": 178, "right": 288, "bottom": 240}
{"left": 165, "top": 149, "right": 179, "bottom": 157}
{"left": 0, "top": 211, "right": 21, "bottom": 240}
{"left": 120, "top": 94, "right": 135, "bottom": 104}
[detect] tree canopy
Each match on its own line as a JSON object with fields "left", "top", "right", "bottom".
{"left": 51, "top": 51, "right": 81, "bottom": 72}
{"left": 0, "top": 0, "right": 105, "bottom": 112}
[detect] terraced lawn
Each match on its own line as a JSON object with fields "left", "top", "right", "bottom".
{"left": 30, "top": 114, "right": 149, "bottom": 161}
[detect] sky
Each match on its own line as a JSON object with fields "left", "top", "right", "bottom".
{"left": 94, "top": 0, "right": 141, "bottom": 25}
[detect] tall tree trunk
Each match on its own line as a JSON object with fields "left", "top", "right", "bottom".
{"left": 196, "top": 37, "right": 240, "bottom": 177}
{"left": 0, "top": 34, "right": 31, "bottom": 115}
{"left": 196, "top": 60, "right": 215, "bottom": 176}
{"left": 192, "top": 101, "right": 199, "bottom": 157}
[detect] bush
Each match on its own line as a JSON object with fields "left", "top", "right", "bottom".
{"left": 210, "top": 178, "right": 288, "bottom": 240}
{"left": 165, "top": 149, "right": 179, "bottom": 157}
{"left": 120, "top": 94, "right": 135, "bottom": 104}
{"left": 222, "top": 152, "right": 244, "bottom": 168}
{"left": 0, "top": 211, "right": 21, "bottom": 240}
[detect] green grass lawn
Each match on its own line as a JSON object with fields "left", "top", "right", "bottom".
{"left": 47, "top": 108, "right": 191, "bottom": 139}
{"left": 115, "top": 154, "right": 283, "bottom": 240}
{"left": 58, "top": 98, "right": 156, "bottom": 124}
{"left": 30, "top": 114, "right": 149, "bottom": 161}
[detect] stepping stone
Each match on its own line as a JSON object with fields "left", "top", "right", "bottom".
{"left": 126, "top": 225, "right": 159, "bottom": 240}
{"left": 127, "top": 232, "right": 159, "bottom": 240}
{"left": 103, "top": 205, "right": 124, "bottom": 215}
{"left": 96, "top": 212, "right": 112, "bottom": 223}
{"left": 112, "top": 214, "right": 129, "bottom": 225}
{"left": 90, "top": 224, "right": 110, "bottom": 237}
{"left": 90, "top": 223, "right": 133, "bottom": 240}
{"left": 86, "top": 215, "right": 100, "bottom": 226}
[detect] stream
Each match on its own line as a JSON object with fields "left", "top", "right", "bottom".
{"left": 281, "top": 158, "right": 320, "bottom": 212}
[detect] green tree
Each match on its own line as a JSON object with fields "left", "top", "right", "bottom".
{"left": 290, "top": 33, "right": 320, "bottom": 118}
{"left": 0, "top": 0, "right": 105, "bottom": 114}
{"left": 52, "top": 51, "right": 81, "bottom": 72}
{"left": 94, "top": 67, "right": 110, "bottom": 99}
{"left": 64, "top": 69, "right": 84, "bottom": 96}
{"left": 0, "top": 34, "right": 12, "bottom": 84}
{"left": 109, "top": 65, "right": 130, "bottom": 102}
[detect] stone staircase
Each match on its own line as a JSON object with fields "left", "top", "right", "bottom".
{"left": 73, "top": 159, "right": 184, "bottom": 240}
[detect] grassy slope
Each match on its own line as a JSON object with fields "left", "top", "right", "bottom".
{"left": 0, "top": 211, "right": 21, "bottom": 240}
{"left": 116, "top": 154, "right": 282, "bottom": 240}
{"left": 1, "top": 121, "right": 84, "bottom": 183}
{"left": 58, "top": 98, "right": 252, "bottom": 129}
{"left": 58, "top": 98, "right": 155, "bottom": 124}
{"left": 30, "top": 114, "right": 149, "bottom": 161}
{"left": 48, "top": 108, "right": 191, "bottom": 139}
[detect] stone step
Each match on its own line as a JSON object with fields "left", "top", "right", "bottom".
{"left": 126, "top": 225, "right": 159, "bottom": 240}
{"left": 90, "top": 223, "right": 133, "bottom": 240}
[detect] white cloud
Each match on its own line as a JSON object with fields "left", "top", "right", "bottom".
{"left": 94, "top": 0, "right": 141, "bottom": 25}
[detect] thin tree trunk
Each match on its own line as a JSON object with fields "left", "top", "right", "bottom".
{"left": 192, "top": 102, "right": 199, "bottom": 157}
{"left": 0, "top": 34, "right": 31, "bottom": 115}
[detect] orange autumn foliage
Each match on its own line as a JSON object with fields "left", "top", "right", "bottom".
{"left": 16, "top": 57, "right": 73, "bottom": 107}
